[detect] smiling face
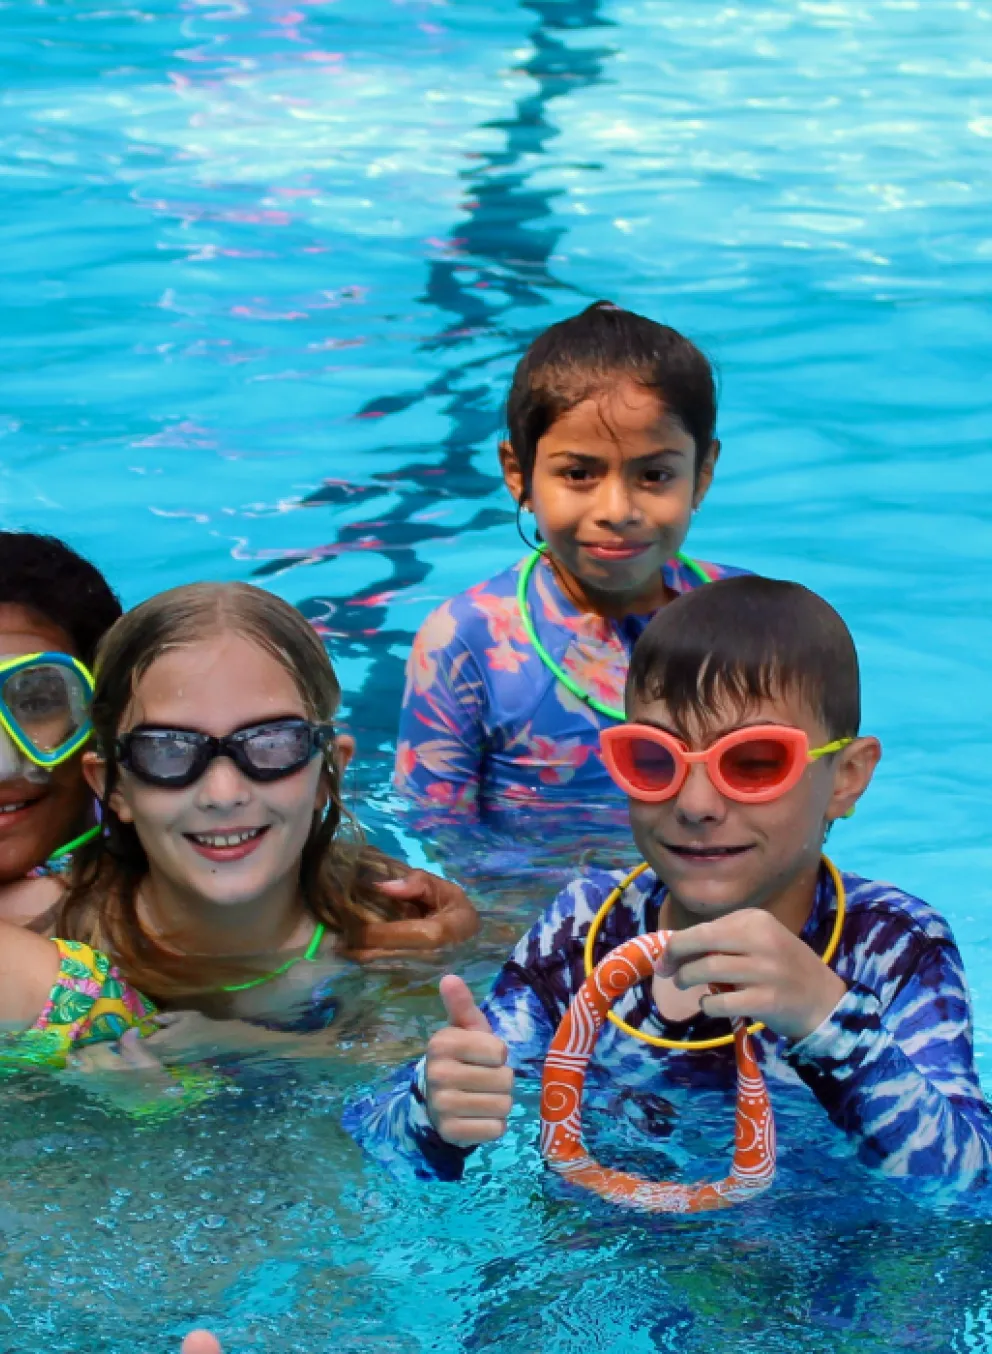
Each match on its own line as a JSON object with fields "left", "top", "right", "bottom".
{"left": 502, "top": 377, "right": 717, "bottom": 614}
{"left": 624, "top": 686, "right": 880, "bottom": 931}
{"left": 102, "top": 632, "right": 327, "bottom": 918}
{"left": 0, "top": 603, "right": 91, "bottom": 884}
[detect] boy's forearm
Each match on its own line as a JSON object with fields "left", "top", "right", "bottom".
{"left": 787, "top": 980, "right": 992, "bottom": 1189}
{"left": 343, "top": 1057, "right": 473, "bottom": 1182}
{"left": 344, "top": 957, "right": 559, "bottom": 1180}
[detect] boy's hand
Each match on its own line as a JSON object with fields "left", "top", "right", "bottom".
{"left": 658, "top": 909, "right": 848, "bottom": 1042}
{"left": 425, "top": 975, "right": 514, "bottom": 1147}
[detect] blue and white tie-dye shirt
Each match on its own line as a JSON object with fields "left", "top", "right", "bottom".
{"left": 393, "top": 552, "right": 746, "bottom": 820}
{"left": 345, "top": 864, "right": 992, "bottom": 1191}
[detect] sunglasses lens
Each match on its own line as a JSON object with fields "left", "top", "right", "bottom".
{"left": 1, "top": 663, "right": 89, "bottom": 756}
{"left": 614, "top": 735, "right": 679, "bottom": 792}
{"left": 240, "top": 723, "right": 313, "bottom": 774}
{"left": 127, "top": 732, "right": 204, "bottom": 784}
{"left": 719, "top": 738, "right": 794, "bottom": 794}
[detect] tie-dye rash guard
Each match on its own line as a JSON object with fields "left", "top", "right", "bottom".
{"left": 394, "top": 552, "right": 747, "bottom": 819}
{"left": 344, "top": 865, "right": 992, "bottom": 1191}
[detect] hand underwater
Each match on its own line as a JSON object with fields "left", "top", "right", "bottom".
{"left": 657, "top": 908, "right": 848, "bottom": 1042}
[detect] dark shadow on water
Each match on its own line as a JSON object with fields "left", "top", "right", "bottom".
{"left": 252, "top": 0, "right": 616, "bottom": 771}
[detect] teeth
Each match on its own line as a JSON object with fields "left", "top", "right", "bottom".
{"left": 191, "top": 828, "right": 263, "bottom": 848}
{"left": 0, "top": 801, "right": 29, "bottom": 815}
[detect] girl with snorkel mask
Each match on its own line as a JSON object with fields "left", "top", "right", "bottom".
{"left": 0, "top": 532, "right": 120, "bottom": 928}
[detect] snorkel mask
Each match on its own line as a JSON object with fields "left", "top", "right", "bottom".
{"left": 0, "top": 652, "right": 95, "bottom": 781}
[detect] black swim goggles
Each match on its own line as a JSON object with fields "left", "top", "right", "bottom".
{"left": 115, "top": 718, "right": 334, "bottom": 789}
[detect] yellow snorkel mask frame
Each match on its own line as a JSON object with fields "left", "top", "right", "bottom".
{"left": 0, "top": 651, "right": 95, "bottom": 769}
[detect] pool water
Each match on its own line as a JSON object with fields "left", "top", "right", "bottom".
{"left": 3, "top": 0, "right": 992, "bottom": 1348}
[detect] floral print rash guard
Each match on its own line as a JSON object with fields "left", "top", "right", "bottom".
{"left": 394, "top": 552, "right": 747, "bottom": 821}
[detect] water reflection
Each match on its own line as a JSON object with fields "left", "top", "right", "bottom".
{"left": 258, "top": 0, "right": 617, "bottom": 781}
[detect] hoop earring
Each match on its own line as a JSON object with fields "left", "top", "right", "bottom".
{"left": 515, "top": 498, "right": 543, "bottom": 551}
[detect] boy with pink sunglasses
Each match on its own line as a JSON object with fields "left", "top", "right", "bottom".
{"left": 346, "top": 576, "right": 992, "bottom": 1190}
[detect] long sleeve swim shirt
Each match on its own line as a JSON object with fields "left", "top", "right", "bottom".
{"left": 344, "top": 865, "right": 992, "bottom": 1191}
{"left": 394, "top": 552, "right": 745, "bottom": 818}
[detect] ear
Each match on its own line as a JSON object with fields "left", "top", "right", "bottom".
{"left": 692, "top": 440, "right": 720, "bottom": 510}
{"left": 498, "top": 439, "right": 527, "bottom": 507}
{"left": 333, "top": 732, "right": 356, "bottom": 775}
{"left": 82, "top": 750, "right": 133, "bottom": 824}
{"left": 825, "top": 736, "right": 881, "bottom": 824}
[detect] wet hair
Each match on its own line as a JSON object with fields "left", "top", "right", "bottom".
{"left": 0, "top": 532, "right": 122, "bottom": 668}
{"left": 505, "top": 300, "right": 717, "bottom": 499}
{"left": 59, "top": 582, "right": 408, "bottom": 1000}
{"left": 626, "top": 575, "right": 860, "bottom": 741}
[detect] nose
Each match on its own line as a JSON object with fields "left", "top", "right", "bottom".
{"left": 595, "top": 471, "right": 640, "bottom": 528}
{"left": 193, "top": 755, "right": 252, "bottom": 810}
{"left": 672, "top": 761, "right": 727, "bottom": 826}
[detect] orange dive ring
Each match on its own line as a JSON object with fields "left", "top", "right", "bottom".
{"left": 540, "top": 930, "right": 776, "bottom": 1213}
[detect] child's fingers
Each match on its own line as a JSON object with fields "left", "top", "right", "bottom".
{"left": 669, "top": 954, "right": 765, "bottom": 991}
{"left": 429, "top": 1089, "right": 514, "bottom": 1120}
{"left": 181, "top": 1332, "right": 222, "bottom": 1354}
{"left": 429, "top": 1025, "right": 508, "bottom": 1068}
{"left": 439, "top": 974, "right": 492, "bottom": 1033}
{"left": 663, "top": 920, "right": 752, "bottom": 966}
{"left": 699, "top": 986, "right": 771, "bottom": 1022}
{"left": 436, "top": 1117, "right": 507, "bottom": 1148}
{"left": 428, "top": 1060, "right": 514, "bottom": 1095}
{"left": 114, "top": 1027, "right": 168, "bottom": 1071}
{"left": 376, "top": 873, "right": 480, "bottom": 942}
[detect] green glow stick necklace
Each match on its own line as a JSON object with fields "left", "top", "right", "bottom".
{"left": 515, "top": 545, "right": 713, "bottom": 722}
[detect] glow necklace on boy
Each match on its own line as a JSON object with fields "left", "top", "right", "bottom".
{"left": 582, "top": 854, "right": 847, "bottom": 1051}
{"left": 516, "top": 545, "right": 714, "bottom": 722}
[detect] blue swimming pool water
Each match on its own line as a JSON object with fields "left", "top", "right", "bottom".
{"left": 3, "top": 0, "right": 992, "bottom": 1349}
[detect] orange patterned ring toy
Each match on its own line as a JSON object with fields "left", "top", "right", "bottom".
{"left": 539, "top": 930, "right": 776, "bottom": 1213}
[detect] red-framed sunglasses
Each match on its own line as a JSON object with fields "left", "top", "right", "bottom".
{"left": 600, "top": 723, "right": 852, "bottom": 805}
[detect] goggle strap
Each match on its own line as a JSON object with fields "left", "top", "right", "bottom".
{"left": 807, "top": 737, "right": 854, "bottom": 762}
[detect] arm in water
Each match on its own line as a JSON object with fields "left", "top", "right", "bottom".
{"left": 342, "top": 877, "right": 592, "bottom": 1179}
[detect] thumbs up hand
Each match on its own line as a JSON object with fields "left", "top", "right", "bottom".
{"left": 425, "top": 975, "right": 515, "bottom": 1148}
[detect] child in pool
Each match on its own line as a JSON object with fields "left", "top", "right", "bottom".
{"left": 0, "top": 531, "right": 122, "bottom": 929}
{"left": 349, "top": 576, "right": 992, "bottom": 1189}
{"left": 394, "top": 301, "right": 748, "bottom": 822}
{"left": 0, "top": 533, "right": 473, "bottom": 961}
{"left": 54, "top": 582, "right": 477, "bottom": 1051}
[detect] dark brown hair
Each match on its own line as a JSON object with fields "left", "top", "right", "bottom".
{"left": 626, "top": 575, "right": 860, "bottom": 741}
{"left": 59, "top": 582, "right": 407, "bottom": 999}
{"left": 0, "top": 531, "right": 122, "bottom": 667}
{"left": 506, "top": 300, "right": 717, "bottom": 500}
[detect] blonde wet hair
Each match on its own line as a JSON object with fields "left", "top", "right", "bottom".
{"left": 60, "top": 582, "right": 405, "bottom": 999}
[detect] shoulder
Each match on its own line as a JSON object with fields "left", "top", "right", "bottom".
{"left": 0, "top": 875, "right": 63, "bottom": 931}
{"left": 666, "top": 557, "right": 752, "bottom": 595}
{"left": 841, "top": 872, "right": 957, "bottom": 947}
{"left": 694, "top": 560, "right": 752, "bottom": 583}
{"left": 411, "top": 560, "right": 524, "bottom": 654}
{"left": 837, "top": 871, "right": 964, "bottom": 995}
{"left": 704, "top": 561, "right": 752, "bottom": 581}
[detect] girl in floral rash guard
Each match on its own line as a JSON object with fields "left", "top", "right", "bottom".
{"left": 394, "top": 302, "right": 747, "bottom": 822}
